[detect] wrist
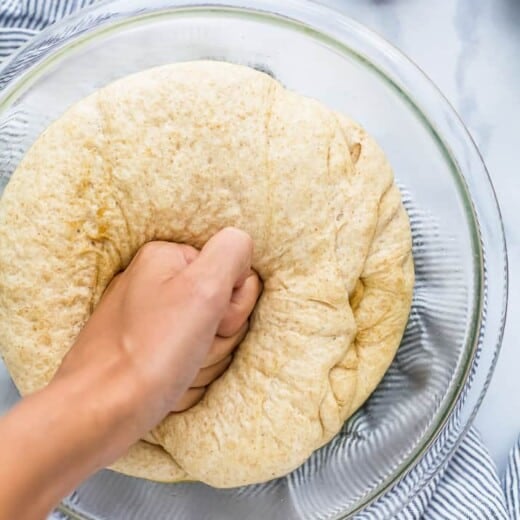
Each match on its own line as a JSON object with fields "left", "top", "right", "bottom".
{"left": 52, "top": 351, "right": 160, "bottom": 456}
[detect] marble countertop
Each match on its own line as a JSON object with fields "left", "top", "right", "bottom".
{"left": 320, "top": 0, "right": 519, "bottom": 473}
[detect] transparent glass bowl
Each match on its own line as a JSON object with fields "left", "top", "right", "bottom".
{"left": 0, "top": 1, "right": 507, "bottom": 518}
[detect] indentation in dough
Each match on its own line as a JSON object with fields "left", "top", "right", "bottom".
{"left": 349, "top": 279, "right": 365, "bottom": 312}
{"left": 350, "top": 142, "right": 362, "bottom": 163}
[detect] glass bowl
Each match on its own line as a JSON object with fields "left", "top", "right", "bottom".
{"left": 0, "top": 1, "right": 507, "bottom": 518}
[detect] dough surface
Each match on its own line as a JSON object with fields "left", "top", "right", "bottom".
{"left": 0, "top": 61, "right": 413, "bottom": 487}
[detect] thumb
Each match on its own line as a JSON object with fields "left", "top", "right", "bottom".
{"left": 179, "top": 227, "right": 253, "bottom": 317}
{"left": 154, "top": 228, "right": 253, "bottom": 388}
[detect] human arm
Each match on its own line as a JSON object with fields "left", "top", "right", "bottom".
{"left": 0, "top": 228, "right": 260, "bottom": 520}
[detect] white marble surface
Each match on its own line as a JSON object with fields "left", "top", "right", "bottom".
{"left": 319, "top": 0, "right": 519, "bottom": 474}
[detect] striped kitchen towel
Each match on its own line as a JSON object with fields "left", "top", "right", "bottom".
{"left": 0, "top": 1, "right": 519, "bottom": 519}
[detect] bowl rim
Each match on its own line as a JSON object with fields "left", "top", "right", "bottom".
{"left": 0, "top": 1, "right": 508, "bottom": 518}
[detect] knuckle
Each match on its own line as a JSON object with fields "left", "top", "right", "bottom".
{"left": 219, "top": 315, "right": 241, "bottom": 337}
{"left": 253, "top": 272, "right": 263, "bottom": 295}
{"left": 220, "top": 227, "right": 253, "bottom": 252}
{"left": 218, "top": 302, "right": 253, "bottom": 338}
{"left": 136, "top": 241, "right": 166, "bottom": 262}
{"left": 185, "top": 273, "right": 224, "bottom": 309}
{"left": 135, "top": 241, "right": 184, "bottom": 271}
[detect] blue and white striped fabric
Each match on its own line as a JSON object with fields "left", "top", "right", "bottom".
{"left": 0, "top": 0, "right": 96, "bottom": 61}
{"left": 409, "top": 429, "right": 518, "bottom": 519}
{"left": 0, "top": 2, "right": 519, "bottom": 519}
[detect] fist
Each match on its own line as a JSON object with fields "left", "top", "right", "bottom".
{"left": 57, "top": 229, "right": 261, "bottom": 433}
{"left": 162, "top": 243, "right": 262, "bottom": 412}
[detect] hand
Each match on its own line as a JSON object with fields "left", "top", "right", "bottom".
{"left": 0, "top": 228, "right": 261, "bottom": 520}
{"left": 56, "top": 227, "right": 261, "bottom": 428}
{"left": 92, "top": 241, "right": 261, "bottom": 414}
{"left": 171, "top": 258, "right": 260, "bottom": 412}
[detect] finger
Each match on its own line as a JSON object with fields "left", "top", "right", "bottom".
{"left": 203, "top": 321, "right": 248, "bottom": 367}
{"left": 191, "top": 355, "right": 232, "bottom": 387}
{"left": 180, "top": 244, "right": 199, "bottom": 265}
{"left": 130, "top": 241, "right": 199, "bottom": 279}
{"left": 170, "top": 387, "right": 206, "bottom": 412}
{"left": 181, "top": 228, "right": 253, "bottom": 313}
{"left": 218, "top": 272, "right": 262, "bottom": 337}
{"left": 163, "top": 229, "right": 253, "bottom": 381}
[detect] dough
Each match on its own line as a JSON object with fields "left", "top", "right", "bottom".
{"left": 0, "top": 61, "right": 414, "bottom": 487}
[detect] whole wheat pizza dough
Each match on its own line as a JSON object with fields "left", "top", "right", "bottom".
{"left": 0, "top": 61, "right": 413, "bottom": 487}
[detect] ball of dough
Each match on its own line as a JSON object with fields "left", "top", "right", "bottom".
{"left": 0, "top": 61, "right": 413, "bottom": 487}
